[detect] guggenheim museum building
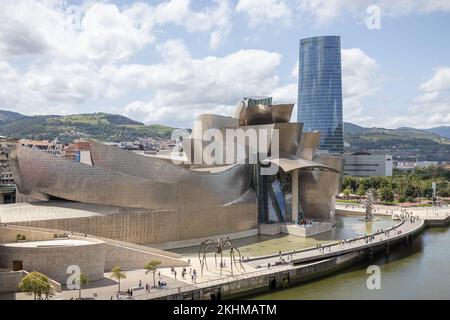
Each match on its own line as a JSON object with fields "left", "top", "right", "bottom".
{"left": 7, "top": 97, "right": 343, "bottom": 248}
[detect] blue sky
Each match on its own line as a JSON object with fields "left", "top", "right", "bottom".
{"left": 1, "top": 0, "right": 449, "bottom": 129}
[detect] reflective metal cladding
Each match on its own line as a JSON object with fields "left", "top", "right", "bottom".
{"left": 9, "top": 97, "right": 344, "bottom": 244}
{"left": 297, "top": 36, "right": 344, "bottom": 154}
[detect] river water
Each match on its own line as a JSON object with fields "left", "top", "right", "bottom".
{"left": 250, "top": 217, "right": 450, "bottom": 300}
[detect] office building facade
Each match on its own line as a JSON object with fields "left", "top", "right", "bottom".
{"left": 297, "top": 36, "right": 344, "bottom": 154}
{"left": 343, "top": 153, "right": 393, "bottom": 177}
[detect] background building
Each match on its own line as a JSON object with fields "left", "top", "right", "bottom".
{"left": 343, "top": 153, "right": 393, "bottom": 177}
{"left": 297, "top": 36, "right": 344, "bottom": 154}
{"left": 0, "top": 137, "right": 15, "bottom": 204}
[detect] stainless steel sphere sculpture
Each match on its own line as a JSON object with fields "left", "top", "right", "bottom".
{"left": 364, "top": 190, "right": 374, "bottom": 221}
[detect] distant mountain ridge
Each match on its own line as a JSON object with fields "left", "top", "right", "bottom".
{"left": 0, "top": 110, "right": 27, "bottom": 122}
{"left": 426, "top": 126, "right": 450, "bottom": 139}
{"left": 0, "top": 110, "right": 173, "bottom": 143}
{"left": 344, "top": 122, "right": 450, "bottom": 162}
{"left": 1, "top": 110, "right": 449, "bottom": 161}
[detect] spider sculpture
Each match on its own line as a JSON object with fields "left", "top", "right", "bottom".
{"left": 198, "top": 236, "right": 246, "bottom": 276}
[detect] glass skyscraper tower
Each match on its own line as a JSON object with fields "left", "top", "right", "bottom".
{"left": 297, "top": 36, "right": 344, "bottom": 154}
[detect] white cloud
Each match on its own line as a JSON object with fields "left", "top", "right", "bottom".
{"left": 296, "top": 0, "right": 450, "bottom": 25}
{"left": 154, "top": 0, "right": 232, "bottom": 50}
{"left": 0, "top": 1, "right": 155, "bottom": 62}
{"left": 419, "top": 67, "right": 450, "bottom": 93}
{"left": 24, "top": 63, "right": 107, "bottom": 104}
{"left": 401, "top": 67, "right": 450, "bottom": 127}
{"left": 115, "top": 40, "right": 282, "bottom": 126}
{"left": 0, "top": 0, "right": 232, "bottom": 61}
{"left": 0, "top": 60, "right": 82, "bottom": 115}
{"left": 236, "top": 0, "right": 292, "bottom": 27}
{"left": 342, "top": 48, "right": 381, "bottom": 107}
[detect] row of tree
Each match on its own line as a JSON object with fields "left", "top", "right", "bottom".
{"left": 342, "top": 166, "right": 450, "bottom": 203}
{"left": 18, "top": 260, "right": 162, "bottom": 300}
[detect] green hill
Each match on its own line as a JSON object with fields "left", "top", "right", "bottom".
{"left": 427, "top": 126, "right": 450, "bottom": 139}
{"left": 0, "top": 110, "right": 26, "bottom": 122}
{"left": 0, "top": 111, "right": 174, "bottom": 143}
{"left": 344, "top": 122, "right": 450, "bottom": 162}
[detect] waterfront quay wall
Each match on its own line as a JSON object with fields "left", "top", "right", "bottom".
{"left": 423, "top": 215, "right": 450, "bottom": 227}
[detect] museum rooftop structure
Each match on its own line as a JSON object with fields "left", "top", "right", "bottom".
{"left": 5, "top": 97, "right": 343, "bottom": 248}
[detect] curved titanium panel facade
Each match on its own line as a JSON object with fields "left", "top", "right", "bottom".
{"left": 298, "top": 154, "right": 344, "bottom": 221}
{"left": 271, "top": 104, "right": 294, "bottom": 123}
{"left": 9, "top": 144, "right": 258, "bottom": 243}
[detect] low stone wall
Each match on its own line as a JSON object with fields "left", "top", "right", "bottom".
{"left": 104, "top": 242, "right": 188, "bottom": 271}
{"left": 281, "top": 222, "right": 332, "bottom": 237}
{"left": 258, "top": 224, "right": 281, "bottom": 236}
{"left": 0, "top": 226, "right": 56, "bottom": 243}
{"left": 0, "top": 240, "right": 106, "bottom": 284}
{"left": 258, "top": 223, "right": 332, "bottom": 238}
{"left": 0, "top": 270, "right": 25, "bottom": 293}
{"left": 0, "top": 270, "right": 61, "bottom": 294}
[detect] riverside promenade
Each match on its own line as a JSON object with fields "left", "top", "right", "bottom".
{"left": 336, "top": 203, "right": 450, "bottom": 227}
{"left": 247, "top": 218, "right": 424, "bottom": 268}
{"left": 129, "top": 215, "right": 427, "bottom": 300}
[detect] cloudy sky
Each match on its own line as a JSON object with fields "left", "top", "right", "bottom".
{"left": 1, "top": 0, "right": 450, "bottom": 128}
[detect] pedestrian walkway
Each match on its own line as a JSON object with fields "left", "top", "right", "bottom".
{"left": 246, "top": 217, "right": 425, "bottom": 268}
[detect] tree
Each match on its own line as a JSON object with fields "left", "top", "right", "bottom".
{"left": 357, "top": 184, "right": 366, "bottom": 197}
{"left": 343, "top": 188, "right": 351, "bottom": 198}
{"left": 78, "top": 273, "right": 89, "bottom": 300}
{"left": 379, "top": 186, "right": 394, "bottom": 203}
{"left": 111, "top": 266, "right": 126, "bottom": 293}
{"left": 144, "top": 260, "right": 161, "bottom": 288}
{"left": 18, "top": 272, "right": 52, "bottom": 300}
{"left": 404, "top": 184, "right": 419, "bottom": 199}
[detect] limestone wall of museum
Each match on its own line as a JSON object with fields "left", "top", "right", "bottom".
{"left": 0, "top": 270, "right": 25, "bottom": 293}
{"left": 0, "top": 241, "right": 106, "bottom": 284}
{"left": 12, "top": 204, "right": 258, "bottom": 246}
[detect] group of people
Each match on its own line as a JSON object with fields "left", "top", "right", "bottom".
{"left": 170, "top": 264, "right": 198, "bottom": 283}
{"left": 316, "top": 243, "right": 332, "bottom": 253}
{"left": 276, "top": 250, "right": 297, "bottom": 264}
